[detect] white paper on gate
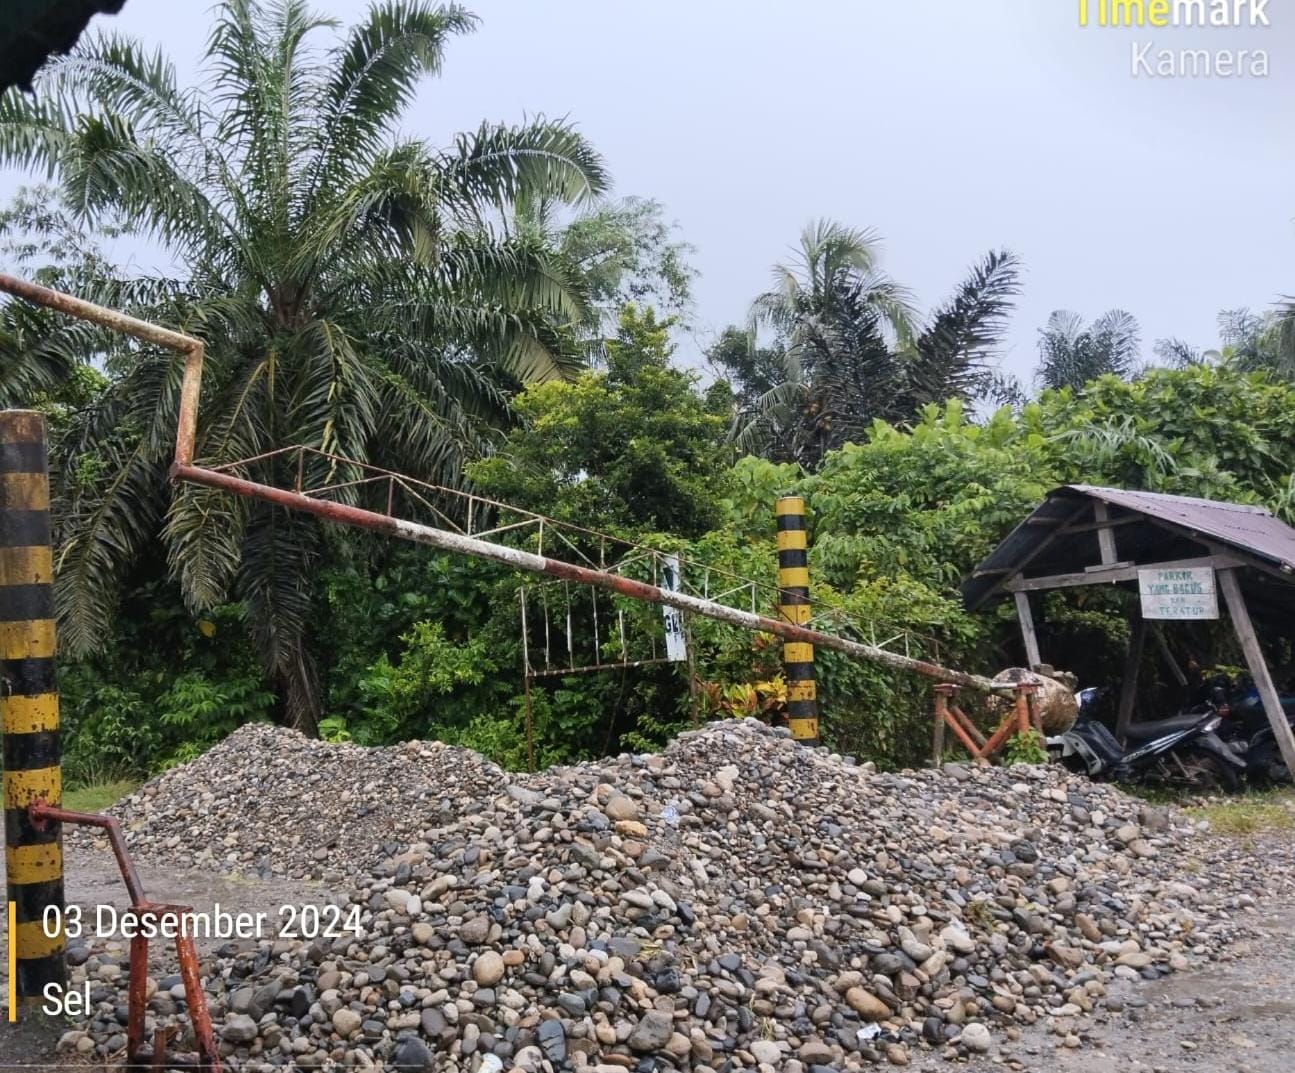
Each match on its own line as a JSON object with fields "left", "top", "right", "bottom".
{"left": 660, "top": 554, "right": 688, "bottom": 661}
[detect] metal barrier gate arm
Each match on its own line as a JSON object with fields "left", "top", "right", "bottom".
{"left": 0, "top": 272, "right": 998, "bottom": 694}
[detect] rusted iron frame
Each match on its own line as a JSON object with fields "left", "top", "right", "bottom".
{"left": 0, "top": 274, "right": 997, "bottom": 693}
{"left": 231, "top": 441, "right": 940, "bottom": 654}
{"left": 27, "top": 803, "right": 221, "bottom": 1073}
{"left": 932, "top": 683, "right": 1039, "bottom": 765}
{"left": 226, "top": 441, "right": 935, "bottom": 644}
{"left": 173, "top": 458, "right": 1000, "bottom": 689}
{"left": 527, "top": 656, "right": 673, "bottom": 678}
{"left": 0, "top": 264, "right": 932, "bottom": 650}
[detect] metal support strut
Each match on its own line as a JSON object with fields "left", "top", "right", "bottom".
{"left": 932, "top": 682, "right": 1040, "bottom": 766}
{"left": 0, "top": 272, "right": 1004, "bottom": 700}
{"left": 28, "top": 803, "right": 222, "bottom": 1072}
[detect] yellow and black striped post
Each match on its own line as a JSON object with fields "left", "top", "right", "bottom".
{"left": 1, "top": 411, "right": 64, "bottom": 1008}
{"left": 776, "top": 496, "right": 819, "bottom": 745}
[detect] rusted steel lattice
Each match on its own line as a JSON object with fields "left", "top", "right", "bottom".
{"left": 0, "top": 266, "right": 996, "bottom": 693}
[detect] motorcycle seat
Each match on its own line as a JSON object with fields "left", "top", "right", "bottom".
{"left": 1123, "top": 714, "right": 1207, "bottom": 741}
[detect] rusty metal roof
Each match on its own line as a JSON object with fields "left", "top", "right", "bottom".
{"left": 962, "top": 484, "right": 1295, "bottom": 611}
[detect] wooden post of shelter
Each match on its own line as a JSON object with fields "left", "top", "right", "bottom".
{"left": 1014, "top": 591, "right": 1041, "bottom": 670}
{"left": 1114, "top": 610, "right": 1147, "bottom": 743}
{"left": 1218, "top": 568, "right": 1295, "bottom": 781}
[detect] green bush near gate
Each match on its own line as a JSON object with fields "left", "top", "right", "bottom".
{"left": 47, "top": 364, "right": 1295, "bottom": 777}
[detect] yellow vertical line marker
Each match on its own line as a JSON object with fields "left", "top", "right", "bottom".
{"left": 7, "top": 899, "right": 16, "bottom": 1021}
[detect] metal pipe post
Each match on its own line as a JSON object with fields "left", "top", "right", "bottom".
{"left": 776, "top": 496, "right": 819, "bottom": 745}
{"left": 1, "top": 410, "right": 65, "bottom": 1008}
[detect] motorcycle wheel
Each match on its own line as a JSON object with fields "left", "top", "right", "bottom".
{"left": 1171, "top": 749, "right": 1240, "bottom": 793}
{"left": 1247, "top": 739, "right": 1291, "bottom": 785}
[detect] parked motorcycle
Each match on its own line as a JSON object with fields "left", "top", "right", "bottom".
{"left": 1047, "top": 687, "right": 1248, "bottom": 791}
{"left": 1219, "top": 686, "right": 1295, "bottom": 784}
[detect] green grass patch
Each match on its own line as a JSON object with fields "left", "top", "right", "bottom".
{"left": 1186, "top": 789, "right": 1295, "bottom": 837}
{"left": 63, "top": 779, "right": 139, "bottom": 814}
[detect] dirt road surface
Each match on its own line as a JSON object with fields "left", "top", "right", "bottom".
{"left": 953, "top": 904, "right": 1295, "bottom": 1073}
{"left": 0, "top": 845, "right": 326, "bottom": 1071}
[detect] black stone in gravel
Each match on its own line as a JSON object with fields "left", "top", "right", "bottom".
{"left": 557, "top": 992, "right": 586, "bottom": 1015}
{"left": 654, "top": 968, "right": 681, "bottom": 994}
{"left": 536, "top": 1018, "right": 567, "bottom": 1064}
{"left": 392, "top": 1037, "right": 435, "bottom": 1072}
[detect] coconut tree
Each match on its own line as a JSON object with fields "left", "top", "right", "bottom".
{"left": 731, "top": 221, "right": 912, "bottom": 467}
{"left": 0, "top": 0, "right": 608, "bottom": 731}
{"left": 729, "top": 220, "right": 1020, "bottom": 468}
{"left": 1035, "top": 309, "right": 1141, "bottom": 391}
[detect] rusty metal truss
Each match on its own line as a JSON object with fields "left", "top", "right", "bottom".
{"left": 0, "top": 272, "right": 999, "bottom": 693}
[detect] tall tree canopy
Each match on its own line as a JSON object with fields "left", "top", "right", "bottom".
{"left": 0, "top": 0, "right": 608, "bottom": 730}
{"left": 717, "top": 220, "right": 1020, "bottom": 469}
{"left": 1034, "top": 309, "right": 1141, "bottom": 391}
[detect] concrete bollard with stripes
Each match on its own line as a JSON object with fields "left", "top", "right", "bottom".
{"left": 1, "top": 410, "right": 65, "bottom": 1010}
{"left": 776, "top": 496, "right": 819, "bottom": 745}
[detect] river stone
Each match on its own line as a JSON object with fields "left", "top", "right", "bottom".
{"left": 332, "top": 1008, "right": 362, "bottom": 1037}
{"left": 473, "top": 951, "right": 505, "bottom": 986}
{"left": 627, "top": 1011, "right": 673, "bottom": 1052}
{"left": 222, "top": 1015, "right": 258, "bottom": 1044}
{"left": 960, "top": 1023, "right": 992, "bottom": 1053}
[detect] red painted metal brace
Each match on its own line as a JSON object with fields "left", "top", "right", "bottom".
{"left": 932, "top": 682, "right": 1041, "bottom": 765}
{"left": 28, "top": 803, "right": 222, "bottom": 1072}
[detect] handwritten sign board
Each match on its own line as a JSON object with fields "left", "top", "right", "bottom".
{"left": 660, "top": 554, "right": 688, "bottom": 662}
{"left": 1138, "top": 566, "right": 1218, "bottom": 620}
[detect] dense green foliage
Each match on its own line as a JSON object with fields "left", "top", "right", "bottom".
{"left": 2, "top": 4, "right": 1294, "bottom": 784}
{"left": 471, "top": 306, "right": 730, "bottom": 538}
{"left": 56, "top": 363, "right": 1295, "bottom": 777}
{"left": 0, "top": 0, "right": 607, "bottom": 733}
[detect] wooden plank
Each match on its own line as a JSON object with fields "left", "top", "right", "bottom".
{"left": 1218, "top": 568, "right": 1295, "bottom": 781}
{"left": 976, "top": 501, "right": 1092, "bottom": 599}
{"left": 1015, "top": 590, "right": 1041, "bottom": 669}
{"left": 1004, "top": 554, "right": 1245, "bottom": 594}
{"left": 1115, "top": 612, "right": 1147, "bottom": 743}
{"left": 1094, "top": 502, "right": 1118, "bottom": 565}
{"left": 1150, "top": 625, "right": 1188, "bottom": 687}
{"left": 1056, "top": 514, "right": 1141, "bottom": 537}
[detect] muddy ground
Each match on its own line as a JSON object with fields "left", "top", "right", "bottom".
{"left": 0, "top": 843, "right": 1290, "bottom": 1072}
{"left": 958, "top": 903, "right": 1295, "bottom": 1073}
{"left": 0, "top": 845, "right": 326, "bottom": 1071}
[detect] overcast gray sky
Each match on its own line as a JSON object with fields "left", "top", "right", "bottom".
{"left": 4, "top": 0, "right": 1293, "bottom": 382}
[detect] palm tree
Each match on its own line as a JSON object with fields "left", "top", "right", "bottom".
{"left": 729, "top": 220, "right": 1020, "bottom": 468}
{"left": 0, "top": 0, "right": 607, "bottom": 732}
{"left": 894, "top": 248, "right": 1021, "bottom": 413}
{"left": 1035, "top": 309, "right": 1140, "bottom": 391}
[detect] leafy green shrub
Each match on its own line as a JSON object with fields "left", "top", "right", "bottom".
{"left": 1005, "top": 729, "right": 1049, "bottom": 766}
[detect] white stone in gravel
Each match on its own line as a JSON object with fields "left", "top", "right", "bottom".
{"left": 961, "top": 1023, "right": 992, "bottom": 1053}
{"left": 332, "top": 1008, "right": 361, "bottom": 1037}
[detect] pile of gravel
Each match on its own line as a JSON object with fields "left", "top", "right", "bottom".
{"left": 68, "top": 723, "right": 506, "bottom": 883}
{"left": 61, "top": 720, "right": 1293, "bottom": 1071}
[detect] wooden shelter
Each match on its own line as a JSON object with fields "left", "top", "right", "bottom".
{"left": 963, "top": 485, "right": 1295, "bottom": 779}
